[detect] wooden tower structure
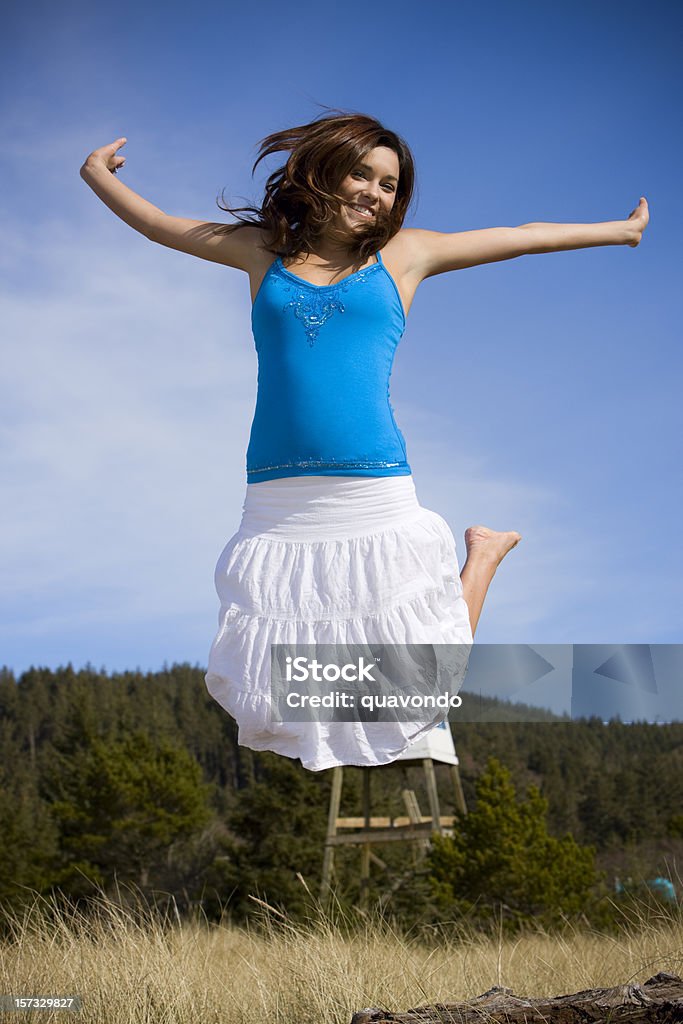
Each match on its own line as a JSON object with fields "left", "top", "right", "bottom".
{"left": 319, "top": 722, "right": 467, "bottom": 909}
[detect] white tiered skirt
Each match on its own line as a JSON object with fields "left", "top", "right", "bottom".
{"left": 205, "top": 474, "right": 473, "bottom": 772}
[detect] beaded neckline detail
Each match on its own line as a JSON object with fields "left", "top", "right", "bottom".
{"left": 274, "top": 257, "right": 382, "bottom": 347}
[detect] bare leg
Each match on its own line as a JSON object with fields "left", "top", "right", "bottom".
{"left": 460, "top": 526, "right": 522, "bottom": 637}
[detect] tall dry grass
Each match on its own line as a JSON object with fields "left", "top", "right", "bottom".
{"left": 1, "top": 878, "right": 681, "bottom": 1024}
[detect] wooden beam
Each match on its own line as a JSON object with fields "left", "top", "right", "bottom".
{"left": 334, "top": 815, "right": 456, "bottom": 829}
{"left": 359, "top": 768, "right": 371, "bottom": 910}
{"left": 320, "top": 767, "right": 343, "bottom": 901}
{"left": 423, "top": 758, "right": 442, "bottom": 835}
{"left": 327, "top": 824, "right": 446, "bottom": 846}
{"left": 451, "top": 763, "right": 467, "bottom": 816}
{"left": 403, "top": 788, "right": 429, "bottom": 860}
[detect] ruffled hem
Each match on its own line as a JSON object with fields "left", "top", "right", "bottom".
{"left": 205, "top": 506, "right": 473, "bottom": 771}
{"left": 204, "top": 685, "right": 468, "bottom": 772}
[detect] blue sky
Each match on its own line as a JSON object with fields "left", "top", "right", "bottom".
{"left": 2, "top": 0, "right": 681, "bottom": 684}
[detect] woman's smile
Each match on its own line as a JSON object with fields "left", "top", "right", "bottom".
{"left": 348, "top": 203, "right": 376, "bottom": 220}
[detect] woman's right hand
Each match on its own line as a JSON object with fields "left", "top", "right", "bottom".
{"left": 77, "top": 136, "right": 266, "bottom": 271}
{"left": 81, "top": 137, "right": 128, "bottom": 175}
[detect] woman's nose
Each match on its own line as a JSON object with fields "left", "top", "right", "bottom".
{"left": 360, "top": 185, "right": 380, "bottom": 204}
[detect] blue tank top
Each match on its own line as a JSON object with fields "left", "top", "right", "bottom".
{"left": 246, "top": 250, "right": 412, "bottom": 484}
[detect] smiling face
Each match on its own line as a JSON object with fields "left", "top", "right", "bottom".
{"left": 333, "top": 145, "right": 400, "bottom": 236}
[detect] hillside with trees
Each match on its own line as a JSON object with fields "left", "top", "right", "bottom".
{"left": 1, "top": 663, "right": 680, "bottom": 929}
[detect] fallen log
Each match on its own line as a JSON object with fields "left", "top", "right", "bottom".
{"left": 351, "top": 972, "right": 683, "bottom": 1024}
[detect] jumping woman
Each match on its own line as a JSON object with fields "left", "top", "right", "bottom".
{"left": 79, "top": 110, "right": 649, "bottom": 771}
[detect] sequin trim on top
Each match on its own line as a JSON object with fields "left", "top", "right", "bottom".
{"left": 248, "top": 456, "right": 404, "bottom": 477}
{"left": 275, "top": 258, "right": 382, "bottom": 346}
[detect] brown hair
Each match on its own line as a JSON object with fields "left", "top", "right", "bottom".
{"left": 216, "top": 108, "right": 416, "bottom": 263}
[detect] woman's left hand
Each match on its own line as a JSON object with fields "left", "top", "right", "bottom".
{"left": 626, "top": 197, "right": 649, "bottom": 247}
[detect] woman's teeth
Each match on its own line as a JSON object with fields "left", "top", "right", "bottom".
{"left": 350, "top": 204, "right": 373, "bottom": 219}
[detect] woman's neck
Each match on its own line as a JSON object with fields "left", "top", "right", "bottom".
{"left": 294, "top": 223, "right": 366, "bottom": 267}
{"left": 290, "top": 238, "right": 364, "bottom": 269}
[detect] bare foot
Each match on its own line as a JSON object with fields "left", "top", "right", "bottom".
{"left": 464, "top": 525, "right": 522, "bottom": 568}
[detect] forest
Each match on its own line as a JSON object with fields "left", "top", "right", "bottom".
{"left": 1, "top": 663, "right": 681, "bottom": 932}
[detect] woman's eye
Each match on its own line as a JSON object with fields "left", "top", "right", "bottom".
{"left": 351, "top": 170, "right": 394, "bottom": 192}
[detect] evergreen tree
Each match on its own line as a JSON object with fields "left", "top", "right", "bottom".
{"left": 209, "top": 752, "right": 329, "bottom": 921}
{"left": 47, "top": 730, "right": 214, "bottom": 895}
{"left": 427, "top": 758, "right": 599, "bottom": 931}
{"left": 0, "top": 763, "right": 58, "bottom": 909}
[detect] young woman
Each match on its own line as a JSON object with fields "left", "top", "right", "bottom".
{"left": 80, "top": 111, "right": 649, "bottom": 772}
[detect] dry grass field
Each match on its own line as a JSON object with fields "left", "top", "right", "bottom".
{"left": 1, "top": 882, "right": 682, "bottom": 1023}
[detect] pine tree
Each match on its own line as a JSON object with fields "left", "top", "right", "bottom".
{"left": 428, "top": 758, "right": 599, "bottom": 931}
{"left": 47, "top": 730, "right": 214, "bottom": 895}
{"left": 209, "top": 752, "right": 329, "bottom": 921}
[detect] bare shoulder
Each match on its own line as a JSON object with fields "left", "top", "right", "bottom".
{"left": 149, "top": 215, "right": 274, "bottom": 273}
{"left": 201, "top": 222, "right": 274, "bottom": 273}
{"left": 381, "top": 228, "right": 425, "bottom": 275}
{"left": 379, "top": 229, "right": 434, "bottom": 318}
{"left": 381, "top": 227, "right": 444, "bottom": 284}
{"left": 229, "top": 225, "right": 276, "bottom": 272}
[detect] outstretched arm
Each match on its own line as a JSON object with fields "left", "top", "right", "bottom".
{"left": 403, "top": 198, "right": 650, "bottom": 280}
{"left": 79, "top": 137, "right": 262, "bottom": 270}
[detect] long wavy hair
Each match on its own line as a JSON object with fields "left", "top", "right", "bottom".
{"left": 216, "top": 109, "right": 416, "bottom": 264}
